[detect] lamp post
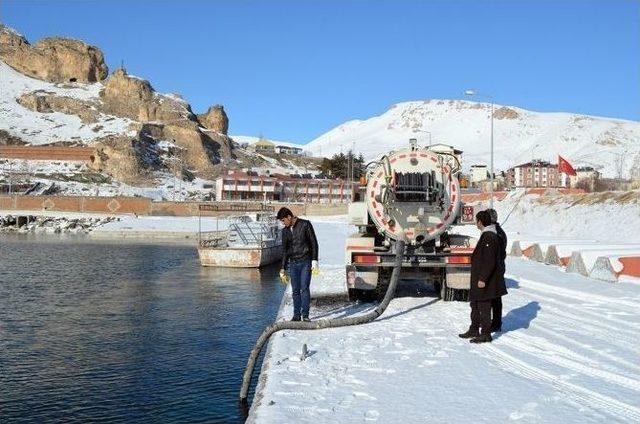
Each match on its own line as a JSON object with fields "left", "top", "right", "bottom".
{"left": 464, "top": 89, "right": 494, "bottom": 208}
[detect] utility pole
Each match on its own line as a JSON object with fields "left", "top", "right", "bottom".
{"left": 8, "top": 161, "right": 12, "bottom": 195}
{"left": 464, "top": 89, "right": 495, "bottom": 208}
{"left": 351, "top": 141, "right": 355, "bottom": 182}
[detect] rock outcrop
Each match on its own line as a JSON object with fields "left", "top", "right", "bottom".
{"left": 17, "top": 91, "right": 100, "bottom": 123}
{"left": 97, "top": 68, "right": 235, "bottom": 175}
{"left": 89, "top": 135, "right": 147, "bottom": 183}
{"left": 0, "top": 25, "right": 108, "bottom": 83}
{"left": 493, "top": 106, "right": 520, "bottom": 120}
{"left": 3, "top": 24, "right": 235, "bottom": 181}
{"left": 160, "top": 125, "right": 224, "bottom": 175}
{"left": 198, "top": 105, "right": 229, "bottom": 135}
{"left": 0, "top": 129, "right": 27, "bottom": 145}
{"left": 100, "top": 68, "right": 197, "bottom": 127}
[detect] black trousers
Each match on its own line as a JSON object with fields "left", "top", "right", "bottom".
{"left": 491, "top": 296, "right": 503, "bottom": 328}
{"left": 470, "top": 300, "right": 492, "bottom": 335}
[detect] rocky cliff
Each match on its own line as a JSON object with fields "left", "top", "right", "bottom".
{"left": 0, "top": 24, "right": 234, "bottom": 183}
{"left": 0, "top": 24, "right": 107, "bottom": 83}
{"left": 198, "top": 105, "right": 229, "bottom": 135}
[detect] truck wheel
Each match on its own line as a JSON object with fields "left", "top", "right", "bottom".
{"left": 348, "top": 288, "right": 375, "bottom": 302}
{"left": 434, "top": 282, "right": 442, "bottom": 297}
{"left": 440, "top": 279, "right": 456, "bottom": 302}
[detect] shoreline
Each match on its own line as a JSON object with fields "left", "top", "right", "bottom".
{"left": 246, "top": 266, "right": 351, "bottom": 422}
{"left": 1, "top": 209, "right": 348, "bottom": 243}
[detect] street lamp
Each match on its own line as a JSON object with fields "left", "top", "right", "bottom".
{"left": 464, "top": 89, "right": 494, "bottom": 208}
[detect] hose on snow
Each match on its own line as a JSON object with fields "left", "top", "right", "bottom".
{"left": 239, "top": 240, "right": 406, "bottom": 403}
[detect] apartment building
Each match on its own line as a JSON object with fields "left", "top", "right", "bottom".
{"left": 506, "top": 160, "right": 566, "bottom": 188}
{"left": 214, "top": 172, "right": 356, "bottom": 203}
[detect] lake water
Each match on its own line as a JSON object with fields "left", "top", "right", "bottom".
{"left": 0, "top": 235, "right": 285, "bottom": 423}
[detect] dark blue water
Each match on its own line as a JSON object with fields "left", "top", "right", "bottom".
{"left": 0, "top": 235, "right": 285, "bottom": 423}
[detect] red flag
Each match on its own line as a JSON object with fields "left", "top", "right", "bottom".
{"left": 558, "top": 155, "right": 577, "bottom": 176}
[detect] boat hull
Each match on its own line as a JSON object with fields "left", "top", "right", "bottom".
{"left": 198, "top": 245, "right": 283, "bottom": 268}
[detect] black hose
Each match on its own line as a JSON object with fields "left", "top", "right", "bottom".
{"left": 239, "top": 240, "right": 406, "bottom": 403}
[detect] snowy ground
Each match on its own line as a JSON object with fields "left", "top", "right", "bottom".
{"left": 0, "top": 158, "right": 218, "bottom": 201}
{"left": 249, "top": 220, "right": 640, "bottom": 423}
{"left": 92, "top": 215, "right": 226, "bottom": 233}
{"left": 495, "top": 191, "right": 640, "bottom": 243}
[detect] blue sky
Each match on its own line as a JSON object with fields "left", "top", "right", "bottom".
{"left": 2, "top": 0, "right": 638, "bottom": 143}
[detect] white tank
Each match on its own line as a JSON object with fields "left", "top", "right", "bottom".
{"left": 365, "top": 145, "right": 461, "bottom": 243}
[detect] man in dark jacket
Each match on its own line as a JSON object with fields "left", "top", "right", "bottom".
{"left": 487, "top": 208, "right": 507, "bottom": 332}
{"left": 459, "top": 210, "right": 507, "bottom": 343}
{"left": 277, "top": 207, "right": 319, "bottom": 322}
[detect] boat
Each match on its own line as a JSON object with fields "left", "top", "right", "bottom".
{"left": 197, "top": 206, "right": 283, "bottom": 268}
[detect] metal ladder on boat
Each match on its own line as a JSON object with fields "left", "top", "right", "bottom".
{"left": 228, "top": 222, "right": 266, "bottom": 245}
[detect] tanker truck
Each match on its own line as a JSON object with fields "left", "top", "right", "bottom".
{"left": 346, "top": 139, "right": 476, "bottom": 301}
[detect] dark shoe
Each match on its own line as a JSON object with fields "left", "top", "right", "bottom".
{"left": 490, "top": 324, "right": 502, "bottom": 333}
{"left": 458, "top": 329, "right": 480, "bottom": 339}
{"left": 302, "top": 317, "right": 311, "bottom": 322}
{"left": 290, "top": 316, "right": 301, "bottom": 322}
{"left": 470, "top": 334, "right": 493, "bottom": 343}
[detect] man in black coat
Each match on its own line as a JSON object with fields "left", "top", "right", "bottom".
{"left": 277, "top": 207, "right": 319, "bottom": 322}
{"left": 459, "top": 210, "right": 508, "bottom": 343}
{"left": 488, "top": 208, "right": 507, "bottom": 332}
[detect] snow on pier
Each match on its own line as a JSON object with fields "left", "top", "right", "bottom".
{"left": 248, "top": 221, "right": 640, "bottom": 423}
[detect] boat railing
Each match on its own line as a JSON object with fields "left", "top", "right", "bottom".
{"left": 228, "top": 221, "right": 269, "bottom": 246}
{"left": 199, "top": 230, "right": 229, "bottom": 248}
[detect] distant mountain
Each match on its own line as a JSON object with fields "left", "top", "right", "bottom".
{"left": 306, "top": 100, "right": 640, "bottom": 179}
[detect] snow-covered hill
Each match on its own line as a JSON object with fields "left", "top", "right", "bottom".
{"left": 0, "top": 60, "right": 135, "bottom": 144}
{"left": 306, "top": 100, "right": 640, "bottom": 179}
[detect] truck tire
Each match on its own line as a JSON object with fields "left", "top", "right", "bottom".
{"left": 348, "top": 288, "right": 376, "bottom": 302}
{"left": 440, "top": 279, "right": 457, "bottom": 302}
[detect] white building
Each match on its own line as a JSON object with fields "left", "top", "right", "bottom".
{"left": 470, "top": 164, "right": 489, "bottom": 184}
{"left": 428, "top": 143, "right": 464, "bottom": 164}
{"left": 569, "top": 166, "right": 600, "bottom": 191}
{"left": 275, "top": 145, "right": 303, "bottom": 155}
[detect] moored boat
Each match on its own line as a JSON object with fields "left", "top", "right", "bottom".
{"left": 197, "top": 210, "right": 282, "bottom": 268}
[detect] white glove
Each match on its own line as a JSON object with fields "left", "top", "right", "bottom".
{"left": 311, "top": 260, "right": 319, "bottom": 276}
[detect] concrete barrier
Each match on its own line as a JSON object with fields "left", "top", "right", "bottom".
{"left": 512, "top": 239, "right": 595, "bottom": 262}
{"left": 547, "top": 244, "right": 640, "bottom": 267}
{"left": 510, "top": 241, "right": 544, "bottom": 259}
{"left": 590, "top": 254, "right": 640, "bottom": 282}
{"left": 566, "top": 247, "right": 640, "bottom": 276}
{"left": 544, "top": 241, "right": 600, "bottom": 266}
{"left": 510, "top": 240, "right": 524, "bottom": 257}
{"left": 566, "top": 251, "right": 591, "bottom": 276}
{"left": 542, "top": 241, "right": 599, "bottom": 265}
{"left": 509, "top": 240, "right": 540, "bottom": 258}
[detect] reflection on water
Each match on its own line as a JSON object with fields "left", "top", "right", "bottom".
{"left": 0, "top": 235, "right": 285, "bottom": 423}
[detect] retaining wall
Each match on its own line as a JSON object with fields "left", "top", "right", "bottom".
{"left": 0, "top": 146, "right": 94, "bottom": 161}
{"left": 0, "top": 195, "right": 348, "bottom": 217}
